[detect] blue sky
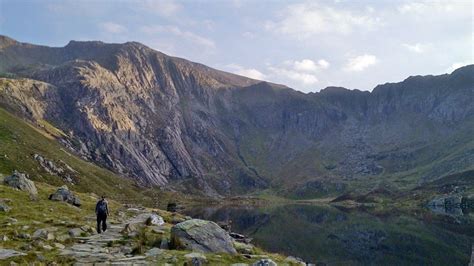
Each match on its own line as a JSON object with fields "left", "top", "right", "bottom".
{"left": 0, "top": 0, "right": 472, "bottom": 92}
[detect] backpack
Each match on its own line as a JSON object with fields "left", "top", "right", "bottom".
{"left": 97, "top": 200, "right": 107, "bottom": 215}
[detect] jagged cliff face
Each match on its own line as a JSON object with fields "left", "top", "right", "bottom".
{"left": 0, "top": 35, "right": 473, "bottom": 197}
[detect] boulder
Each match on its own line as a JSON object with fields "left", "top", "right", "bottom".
{"left": 48, "top": 185, "right": 81, "bottom": 207}
{"left": 145, "top": 213, "right": 165, "bottom": 226}
{"left": 4, "top": 171, "right": 38, "bottom": 196}
{"left": 171, "top": 219, "right": 237, "bottom": 254}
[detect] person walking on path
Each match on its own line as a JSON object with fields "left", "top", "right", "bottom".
{"left": 95, "top": 196, "right": 109, "bottom": 234}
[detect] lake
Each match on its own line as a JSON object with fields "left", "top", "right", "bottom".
{"left": 184, "top": 204, "right": 473, "bottom": 265}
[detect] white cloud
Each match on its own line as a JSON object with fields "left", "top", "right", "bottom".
{"left": 268, "top": 66, "right": 318, "bottom": 85}
{"left": 293, "top": 59, "right": 330, "bottom": 72}
{"left": 318, "top": 59, "right": 330, "bottom": 69}
{"left": 99, "top": 22, "right": 127, "bottom": 34}
{"left": 226, "top": 64, "right": 266, "bottom": 80}
{"left": 140, "top": 25, "right": 215, "bottom": 49}
{"left": 344, "top": 54, "right": 378, "bottom": 72}
{"left": 137, "top": 0, "right": 181, "bottom": 17}
{"left": 265, "top": 2, "right": 382, "bottom": 38}
{"left": 398, "top": 1, "right": 455, "bottom": 14}
{"left": 402, "top": 43, "right": 431, "bottom": 53}
{"left": 446, "top": 61, "right": 473, "bottom": 73}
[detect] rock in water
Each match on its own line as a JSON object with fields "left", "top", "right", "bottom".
{"left": 170, "top": 219, "right": 237, "bottom": 254}
{"left": 48, "top": 185, "right": 81, "bottom": 207}
{"left": 4, "top": 170, "right": 38, "bottom": 196}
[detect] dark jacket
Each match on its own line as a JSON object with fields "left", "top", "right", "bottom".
{"left": 95, "top": 199, "right": 109, "bottom": 216}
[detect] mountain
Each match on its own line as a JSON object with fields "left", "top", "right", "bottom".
{"left": 0, "top": 35, "right": 473, "bottom": 197}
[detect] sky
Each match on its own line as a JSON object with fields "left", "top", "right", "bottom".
{"left": 0, "top": 0, "right": 472, "bottom": 92}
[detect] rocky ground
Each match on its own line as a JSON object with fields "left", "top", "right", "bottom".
{"left": 0, "top": 171, "right": 306, "bottom": 265}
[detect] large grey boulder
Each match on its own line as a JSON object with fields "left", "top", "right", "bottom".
{"left": 4, "top": 170, "right": 38, "bottom": 196}
{"left": 170, "top": 219, "right": 237, "bottom": 254}
{"left": 48, "top": 185, "right": 81, "bottom": 207}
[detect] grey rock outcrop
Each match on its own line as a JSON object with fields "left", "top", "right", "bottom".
{"left": 171, "top": 219, "right": 237, "bottom": 254}
{"left": 49, "top": 185, "right": 81, "bottom": 207}
{"left": 4, "top": 170, "right": 38, "bottom": 196}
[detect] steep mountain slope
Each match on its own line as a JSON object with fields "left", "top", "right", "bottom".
{"left": 0, "top": 104, "right": 166, "bottom": 206}
{"left": 0, "top": 35, "right": 473, "bottom": 197}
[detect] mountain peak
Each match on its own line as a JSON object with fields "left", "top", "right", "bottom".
{"left": 0, "top": 35, "right": 18, "bottom": 49}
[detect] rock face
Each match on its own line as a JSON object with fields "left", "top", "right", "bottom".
{"left": 49, "top": 185, "right": 81, "bottom": 207}
{"left": 171, "top": 219, "right": 237, "bottom": 254}
{"left": 4, "top": 170, "right": 38, "bottom": 196}
{"left": 0, "top": 35, "right": 473, "bottom": 197}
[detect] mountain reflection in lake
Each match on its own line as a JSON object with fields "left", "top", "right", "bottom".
{"left": 184, "top": 204, "right": 473, "bottom": 265}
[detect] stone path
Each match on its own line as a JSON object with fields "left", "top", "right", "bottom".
{"left": 60, "top": 212, "right": 152, "bottom": 265}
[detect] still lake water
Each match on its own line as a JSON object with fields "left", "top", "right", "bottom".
{"left": 184, "top": 204, "right": 473, "bottom": 265}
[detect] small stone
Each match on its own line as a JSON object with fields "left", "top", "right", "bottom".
{"left": 252, "top": 259, "right": 277, "bottom": 266}
{"left": 160, "top": 238, "right": 169, "bottom": 249}
{"left": 68, "top": 228, "right": 84, "bottom": 237}
{"left": 145, "top": 247, "right": 163, "bottom": 257}
{"left": 36, "top": 254, "right": 46, "bottom": 261}
{"left": 0, "top": 203, "right": 11, "bottom": 212}
{"left": 1, "top": 235, "right": 9, "bottom": 241}
{"left": 17, "top": 233, "right": 31, "bottom": 240}
{"left": 80, "top": 225, "right": 93, "bottom": 233}
{"left": 21, "top": 225, "right": 29, "bottom": 230}
{"left": 56, "top": 234, "right": 69, "bottom": 242}
{"left": 0, "top": 248, "right": 26, "bottom": 260}
{"left": 6, "top": 217, "right": 17, "bottom": 223}
{"left": 32, "top": 229, "right": 50, "bottom": 240}
{"left": 53, "top": 243, "right": 65, "bottom": 249}
{"left": 121, "top": 246, "right": 133, "bottom": 254}
{"left": 43, "top": 245, "right": 53, "bottom": 251}
{"left": 184, "top": 252, "right": 207, "bottom": 266}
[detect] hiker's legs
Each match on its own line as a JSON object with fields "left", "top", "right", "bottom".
{"left": 102, "top": 215, "right": 107, "bottom": 232}
{"left": 96, "top": 215, "right": 102, "bottom": 233}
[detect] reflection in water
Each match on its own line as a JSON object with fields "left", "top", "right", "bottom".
{"left": 184, "top": 204, "right": 473, "bottom": 265}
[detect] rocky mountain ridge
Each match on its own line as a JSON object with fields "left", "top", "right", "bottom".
{"left": 0, "top": 35, "right": 473, "bottom": 197}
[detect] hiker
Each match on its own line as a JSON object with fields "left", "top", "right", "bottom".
{"left": 95, "top": 196, "right": 109, "bottom": 234}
